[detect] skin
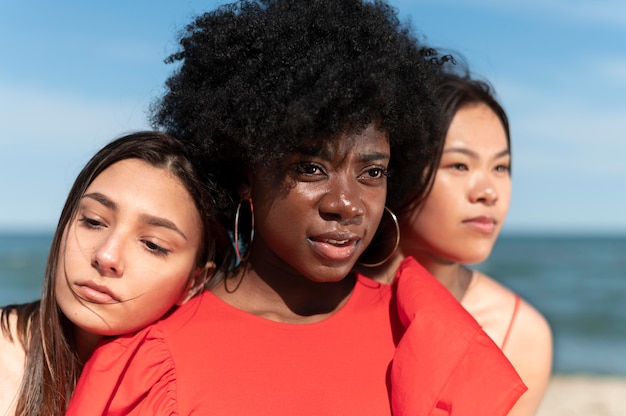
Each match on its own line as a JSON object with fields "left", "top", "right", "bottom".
{"left": 366, "top": 103, "right": 552, "bottom": 415}
{"left": 0, "top": 313, "right": 25, "bottom": 415}
{"left": 211, "top": 124, "right": 390, "bottom": 323}
{"left": 55, "top": 159, "right": 212, "bottom": 359}
{"left": 399, "top": 102, "right": 512, "bottom": 281}
{"left": 0, "top": 158, "right": 213, "bottom": 415}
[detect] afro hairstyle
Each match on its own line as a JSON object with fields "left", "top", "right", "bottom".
{"left": 151, "top": 0, "right": 447, "bottom": 214}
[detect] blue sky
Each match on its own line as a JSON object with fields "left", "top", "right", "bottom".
{"left": 1, "top": 0, "right": 625, "bottom": 234}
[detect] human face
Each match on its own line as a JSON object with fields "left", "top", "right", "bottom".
{"left": 56, "top": 158, "right": 206, "bottom": 337}
{"left": 401, "top": 103, "right": 511, "bottom": 264}
{"left": 249, "top": 124, "right": 390, "bottom": 283}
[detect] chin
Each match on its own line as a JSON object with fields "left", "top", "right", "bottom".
{"left": 459, "top": 251, "right": 491, "bottom": 265}
{"left": 310, "top": 265, "right": 355, "bottom": 283}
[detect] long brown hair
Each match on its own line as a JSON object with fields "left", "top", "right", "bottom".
{"left": 1, "top": 131, "right": 231, "bottom": 415}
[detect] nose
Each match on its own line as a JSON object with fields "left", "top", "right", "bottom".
{"left": 469, "top": 175, "right": 498, "bottom": 205}
{"left": 319, "top": 176, "right": 365, "bottom": 224}
{"left": 91, "top": 234, "right": 124, "bottom": 277}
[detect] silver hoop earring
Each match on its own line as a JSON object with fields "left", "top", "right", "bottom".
{"left": 234, "top": 198, "right": 255, "bottom": 262}
{"left": 357, "top": 206, "right": 400, "bottom": 268}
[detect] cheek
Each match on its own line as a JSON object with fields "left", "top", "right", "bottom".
{"left": 140, "top": 269, "right": 191, "bottom": 306}
{"left": 399, "top": 191, "right": 460, "bottom": 259}
{"left": 408, "top": 196, "right": 449, "bottom": 238}
{"left": 500, "top": 182, "right": 512, "bottom": 212}
{"left": 403, "top": 215, "right": 433, "bottom": 253}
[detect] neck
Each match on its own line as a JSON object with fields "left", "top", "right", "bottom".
{"left": 213, "top": 255, "right": 357, "bottom": 324}
{"left": 408, "top": 250, "right": 472, "bottom": 301}
{"left": 354, "top": 251, "right": 405, "bottom": 285}
{"left": 73, "top": 328, "right": 103, "bottom": 363}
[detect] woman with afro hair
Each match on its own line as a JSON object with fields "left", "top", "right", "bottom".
{"left": 67, "top": 1, "right": 526, "bottom": 414}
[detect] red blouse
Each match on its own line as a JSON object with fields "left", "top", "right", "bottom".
{"left": 67, "top": 257, "right": 525, "bottom": 415}
{"left": 390, "top": 257, "right": 527, "bottom": 415}
{"left": 67, "top": 275, "right": 401, "bottom": 415}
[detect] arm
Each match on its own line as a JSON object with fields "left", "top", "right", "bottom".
{"left": 503, "top": 300, "right": 553, "bottom": 416}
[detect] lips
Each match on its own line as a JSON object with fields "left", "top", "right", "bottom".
{"left": 463, "top": 216, "right": 497, "bottom": 234}
{"left": 308, "top": 232, "right": 361, "bottom": 262}
{"left": 73, "top": 281, "right": 120, "bottom": 304}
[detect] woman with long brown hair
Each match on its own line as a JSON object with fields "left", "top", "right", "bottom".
{"left": 0, "top": 131, "right": 230, "bottom": 415}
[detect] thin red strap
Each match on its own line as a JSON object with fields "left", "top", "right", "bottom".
{"left": 501, "top": 293, "right": 521, "bottom": 350}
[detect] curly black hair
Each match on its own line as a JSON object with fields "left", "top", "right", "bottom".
{"left": 151, "top": 0, "right": 446, "bottom": 214}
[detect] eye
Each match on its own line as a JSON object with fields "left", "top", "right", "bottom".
{"left": 78, "top": 215, "right": 104, "bottom": 229}
{"left": 143, "top": 239, "right": 170, "bottom": 256}
{"left": 364, "top": 167, "right": 388, "bottom": 179}
{"left": 494, "top": 164, "right": 510, "bottom": 174}
{"left": 450, "top": 163, "right": 468, "bottom": 171}
{"left": 294, "top": 162, "right": 323, "bottom": 175}
{"left": 291, "top": 162, "right": 327, "bottom": 181}
{"left": 358, "top": 165, "right": 388, "bottom": 185}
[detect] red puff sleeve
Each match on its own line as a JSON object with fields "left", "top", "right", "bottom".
{"left": 390, "top": 257, "right": 527, "bottom": 416}
{"left": 66, "top": 325, "right": 178, "bottom": 416}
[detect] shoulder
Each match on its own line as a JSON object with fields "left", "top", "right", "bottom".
{"left": 0, "top": 309, "right": 26, "bottom": 416}
{"left": 69, "top": 295, "right": 219, "bottom": 415}
{"left": 465, "top": 272, "right": 553, "bottom": 356}
{"left": 0, "top": 308, "right": 24, "bottom": 356}
{"left": 501, "top": 295, "right": 553, "bottom": 415}
{"left": 465, "top": 272, "right": 553, "bottom": 415}
{"left": 465, "top": 271, "right": 553, "bottom": 360}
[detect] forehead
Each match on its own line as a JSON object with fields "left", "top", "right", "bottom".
{"left": 294, "top": 125, "right": 390, "bottom": 158}
{"left": 446, "top": 103, "right": 508, "bottom": 149}
{"left": 84, "top": 158, "right": 203, "bottom": 229}
{"left": 89, "top": 158, "right": 169, "bottom": 185}
{"left": 85, "top": 159, "right": 195, "bottom": 207}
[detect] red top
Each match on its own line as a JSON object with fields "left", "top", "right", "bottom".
{"left": 67, "top": 258, "right": 525, "bottom": 415}
{"left": 390, "top": 258, "right": 527, "bottom": 415}
{"left": 67, "top": 275, "right": 401, "bottom": 415}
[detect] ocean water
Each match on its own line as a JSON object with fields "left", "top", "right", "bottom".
{"left": 475, "top": 234, "right": 626, "bottom": 376}
{"left": 1, "top": 232, "right": 625, "bottom": 376}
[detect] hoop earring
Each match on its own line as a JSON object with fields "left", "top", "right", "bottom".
{"left": 357, "top": 206, "right": 400, "bottom": 268}
{"left": 234, "top": 198, "right": 254, "bottom": 262}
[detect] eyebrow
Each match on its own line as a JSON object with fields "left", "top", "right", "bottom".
{"left": 295, "top": 146, "right": 390, "bottom": 163}
{"left": 139, "top": 214, "right": 188, "bottom": 241}
{"left": 360, "top": 151, "right": 390, "bottom": 163}
{"left": 82, "top": 192, "right": 188, "bottom": 240}
{"left": 443, "top": 147, "right": 510, "bottom": 160}
{"left": 83, "top": 192, "right": 116, "bottom": 210}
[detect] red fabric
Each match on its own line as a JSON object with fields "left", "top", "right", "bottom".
{"left": 67, "top": 275, "right": 400, "bottom": 416}
{"left": 390, "top": 257, "right": 527, "bottom": 415}
{"left": 67, "top": 258, "right": 526, "bottom": 416}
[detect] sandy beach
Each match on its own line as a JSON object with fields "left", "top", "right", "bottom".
{"left": 536, "top": 374, "right": 626, "bottom": 416}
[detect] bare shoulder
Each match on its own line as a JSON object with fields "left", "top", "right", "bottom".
{"left": 0, "top": 307, "right": 26, "bottom": 364}
{"left": 462, "top": 271, "right": 521, "bottom": 338}
{"left": 1, "top": 307, "right": 18, "bottom": 345}
{"left": 468, "top": 273, "right": 553, "bottom": 415}
{"left": 0, "top": 308, "right": 26, "bottom": 415}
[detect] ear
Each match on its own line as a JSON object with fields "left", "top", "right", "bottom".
{"left": 176, "top": 261, "right": 216, "bottom": 306}
{"left": 238, "top": 182, "right": 252, "bottom": 200}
